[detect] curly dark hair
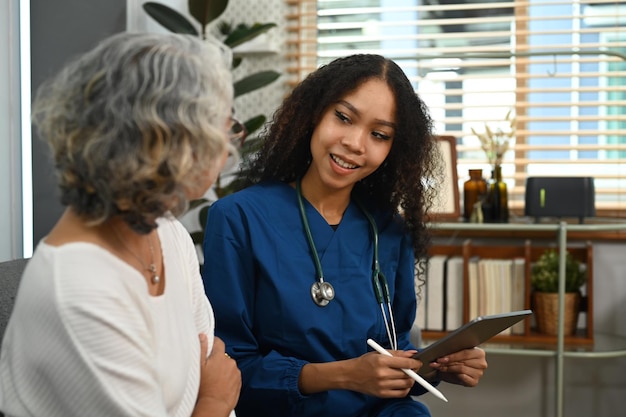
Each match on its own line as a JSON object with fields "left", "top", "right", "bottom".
{"left": 245, "top": 54, "right": 441, "bottom": 267}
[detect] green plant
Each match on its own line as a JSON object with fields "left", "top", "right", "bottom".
{"left": 143, "top": 0, "right": 278, "bottom": 247}
{"left": 531, "top": 249, "right": 586, "bottom": 293}
{"left": 143, "top": 0, "right": 280, "bottom": 139}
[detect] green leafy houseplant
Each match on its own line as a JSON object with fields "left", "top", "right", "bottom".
{"left": 143, "top": 0, "right": 278, "bottom": 248}
{"left": 531, "top": 248, "right": 587, "bottom": 336}
{"left": 531, "top": 249, "right": 586, "bottom": 293}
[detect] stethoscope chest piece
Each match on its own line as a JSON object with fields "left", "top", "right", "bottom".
{"left": 311, "top": 281, "right": 335, "bottom": 307}
{"left": 296, "top": 178, "right": 398, "bottom": 348}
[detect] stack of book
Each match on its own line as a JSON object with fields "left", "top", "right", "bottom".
{"left": 416, "top": 255, "right": 526, "bottom": 335}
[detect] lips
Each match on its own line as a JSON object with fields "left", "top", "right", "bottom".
{"left": 330, "top": 154, "right": 359, "bottom": 169}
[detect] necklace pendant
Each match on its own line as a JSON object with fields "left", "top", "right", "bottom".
{"left": 148, "top": 263, "right": 160, "bottom": 285}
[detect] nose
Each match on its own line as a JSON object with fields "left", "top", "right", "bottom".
{"left": 340, "top": 128, "right": 366, "bottom": 154}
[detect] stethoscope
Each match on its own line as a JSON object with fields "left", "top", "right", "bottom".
{"left": 296, "top": 179, "right": 398, "bottom": 350}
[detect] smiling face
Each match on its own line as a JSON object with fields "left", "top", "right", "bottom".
{"left": 303, "top": 78, "right": 396, "bottom": 195}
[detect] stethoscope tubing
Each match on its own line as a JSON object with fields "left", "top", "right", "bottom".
{"left": 296, "top": 179, "right": 398, "bottom": 350}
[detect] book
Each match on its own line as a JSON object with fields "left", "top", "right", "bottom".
{"left": 477, "top": 258, "right": 491, "bottom": 317}
{"left": 468, "top": 256, "right": 480, "bottom": 320}
{"left": 444, "top": 256, "right": 464, "bottom": 331}
{"left": 495, "top": 259, "right": 513, "bottom": 335}
{"left": 426, "top": 255, "right": 447, "bottom": 331}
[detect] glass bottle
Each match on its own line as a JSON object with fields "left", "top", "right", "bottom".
{"left": 487, "top": 165, "right": 509, "bottom": 222}
{"left": 463, "top": 169, "right": 487, "bottom": 222}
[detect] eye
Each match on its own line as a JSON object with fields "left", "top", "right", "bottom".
{"left": 372, "top": 130, "right": 393, "bottom": 141}
{"left": 334, "top": 110, "right": 351, "bottom": 124}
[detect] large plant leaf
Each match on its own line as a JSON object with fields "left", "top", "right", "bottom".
{"left": 234, "top": 71, "right": 280, "bottom": 97}
{"left": 224, "top": 23, "right": 277, "bottom": 49}
{"left": 218, "top": 178, "right": 248, "bottom": 197}
{"left": 188, "top": 0, "right": 228, "bottom": 28}
{"left": 188, "top": 198, "right": 209, "bottom": 211}
{"left": 143, "top": 2, "right": 198, "bottom": 35}
{"left": 190, "top": 231, "right": 205, "bottom": 245}
{"left": 239, "top": 137, "right": 263, "bottom": 159}
{"left": 243, "top": 115, "right": 266, "bottom": 136}
{"left": 197, "top": 205, "right": 210, "bottom": 233}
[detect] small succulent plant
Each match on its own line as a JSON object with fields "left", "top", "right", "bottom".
{"left": 531, "top": 249, "right": 586, "bottom": 293}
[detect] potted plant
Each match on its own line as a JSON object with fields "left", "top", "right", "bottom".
{"left": 531, "top": 249, "right": 587, "bottom": 336}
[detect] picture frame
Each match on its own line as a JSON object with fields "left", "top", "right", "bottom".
{"left": 430, "top": 135, "right": 461, "bottom": 220}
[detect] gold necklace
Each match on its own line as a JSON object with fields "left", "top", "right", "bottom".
{"left": 110, "top": 224, "right": 160, "bottom": 285}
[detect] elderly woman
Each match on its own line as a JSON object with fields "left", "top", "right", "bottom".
{"left": 0, "top": 32, "right": 240, "bottom": 417}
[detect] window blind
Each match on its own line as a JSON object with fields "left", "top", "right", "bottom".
{"left": 285, "top": 0, "right": 318, "bottom": 86}
{"left": 285, "top": 0, "right": 626, "bottom": 216}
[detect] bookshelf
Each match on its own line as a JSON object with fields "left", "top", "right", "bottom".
{"left": 423, "top": 221, "right": 626, "bottom": 417}
{"left": 424, "top": 240, "right": 594, "bottom": 344}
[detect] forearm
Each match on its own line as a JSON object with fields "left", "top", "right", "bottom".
{"left": 191, "top": 397, "right": 233, "bottom": 417}
{"left": 298, "top": 360, "right": 355, "bottom": 395}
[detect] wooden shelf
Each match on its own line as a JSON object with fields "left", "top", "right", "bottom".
{"left": 429, "top": 217, "right": 626, "bottom": 241}
{"left": 422, "top": 240, "right": 594, "bottom": 345}
{"left": 421, "top": 333, "right": 626, "bottom": 357}
{"left": 421, "top": 222, "right": 626, "bottom": 417}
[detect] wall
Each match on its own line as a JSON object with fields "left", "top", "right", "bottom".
{"left": 29, "top": 0, "right": 126, "bottom": 249}
{"left": 0, "top": 0, "right": 23, "bottom": 262}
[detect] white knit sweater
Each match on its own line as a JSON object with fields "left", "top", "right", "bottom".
{"left": 0, "top": 217, "right": 233, "bottom": 417}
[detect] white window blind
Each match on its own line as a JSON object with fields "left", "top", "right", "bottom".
{"left": 286, "top": 0, "right": 626, "bottom": 216}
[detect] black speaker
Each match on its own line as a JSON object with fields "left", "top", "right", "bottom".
{"left": 524, "top": 177, "right": 595, "bottom": 222}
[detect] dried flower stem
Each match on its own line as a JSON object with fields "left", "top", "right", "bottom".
{"left": 471, "top": 110, "right": 516, "bottom": 167}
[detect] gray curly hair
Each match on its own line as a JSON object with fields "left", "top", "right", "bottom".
{"left": 32, "top": 31, "right": 233, "bottom": 233}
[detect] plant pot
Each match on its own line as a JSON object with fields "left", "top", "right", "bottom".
{"left": 532, "top": 291, "right": 580, "bottom": 336}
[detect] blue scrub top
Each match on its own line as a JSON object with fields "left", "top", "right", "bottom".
{"left": 202, "top": 181, "right": 430, "bottom": 417}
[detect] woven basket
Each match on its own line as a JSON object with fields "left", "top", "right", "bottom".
{"left": 533, "top": 292, "right": 580, "bottom": 336}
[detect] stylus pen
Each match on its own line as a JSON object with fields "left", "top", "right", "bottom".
{"left": 366, "top": 338, "right": 448, "bottom": 403}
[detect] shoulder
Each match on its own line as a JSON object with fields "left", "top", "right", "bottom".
{"left": 216, "top": 181, "right": 291, "bottom": 204}
{"left": 29, "top": 241, "right": 127, "bottom": 280}
{"left": 20, "top": 243, "right": 148, "bottom": 317}
{"left": 209, "top": 181, "right": 294, "bottom": 217}
{"left": 157, "top": 214, "right": 191, "bottom": 243}
{"left": 205, "top": 181, "right": 300, "bottom": 241}
{"left": 362, "top": 202, "right": 405, "bottom": 235}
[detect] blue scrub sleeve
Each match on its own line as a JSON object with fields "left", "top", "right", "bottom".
{"left": 201, "top": 201, "right": 311, "bottom": 414}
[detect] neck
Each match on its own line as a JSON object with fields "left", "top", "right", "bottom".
{"left": 48, "top": 208, "right": 163, "bottom": 292}
{"left": 298, "top": 175, "right": 352, "bottom": 225}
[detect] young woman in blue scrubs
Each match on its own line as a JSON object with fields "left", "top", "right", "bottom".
{"left": 202, "top": 54, "right": 488, "bottom": 417}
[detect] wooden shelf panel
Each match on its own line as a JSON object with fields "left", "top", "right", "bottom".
{"left": 430, "top": 219, "right": 626, "bottom": 241}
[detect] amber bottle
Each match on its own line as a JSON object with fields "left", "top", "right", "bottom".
{"left": 463, "top": 169, "right": 487, "bottom": 222}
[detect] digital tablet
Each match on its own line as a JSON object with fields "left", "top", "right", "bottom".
{"left": 413, "top": 310, "right": 533, "bottom": 376}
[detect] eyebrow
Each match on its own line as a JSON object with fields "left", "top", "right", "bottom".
{"left": 337, "top": 99, "right": 396, "bottom": 129}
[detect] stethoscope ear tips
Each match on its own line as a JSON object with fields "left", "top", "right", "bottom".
{"left": 311, "top": 281, "right": 335, "bottom": 307}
